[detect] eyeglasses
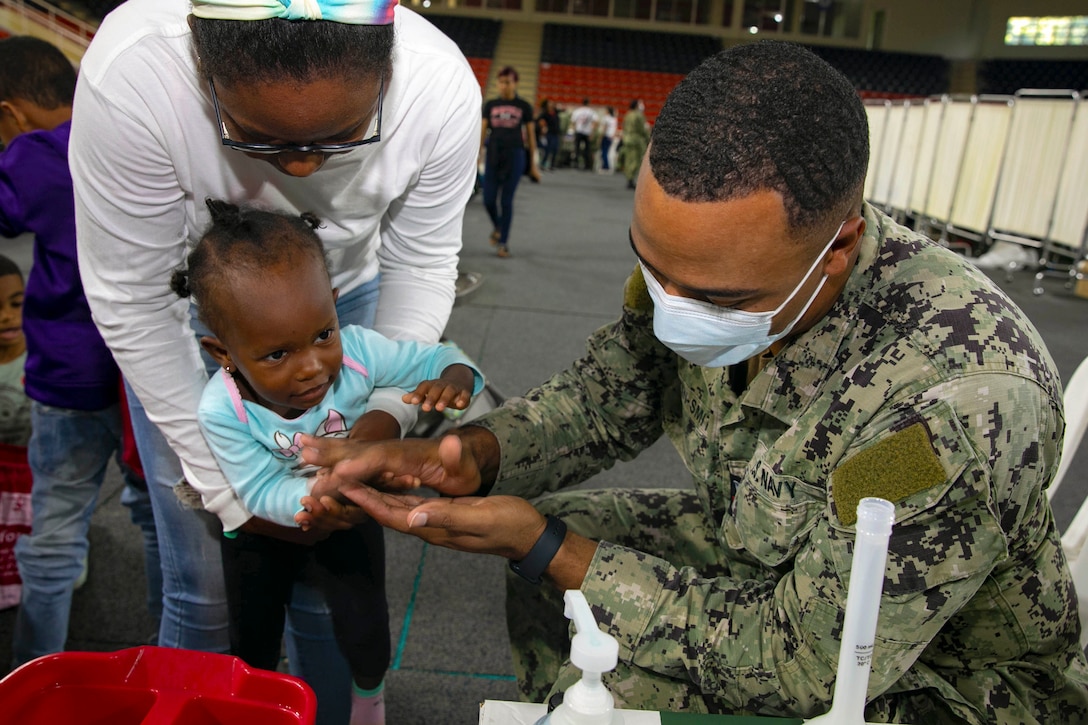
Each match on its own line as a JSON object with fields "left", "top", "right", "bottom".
{"left": 209, "top": 76, "right": 383, "bottom": 155}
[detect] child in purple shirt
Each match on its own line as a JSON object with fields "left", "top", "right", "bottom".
{"left": 0, "top": 36, "right": 160, "bottom": 667}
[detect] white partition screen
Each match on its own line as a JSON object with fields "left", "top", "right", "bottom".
{"left": 1047, "top": 95, "right": 1088, "bottom": 253}
{"left": 886, "top": 101, "right": 926, "bottom": 218}
{"left": 908, "top": 97, "right": 945, "bottom": 220}
{"left": 990, "top": 91, "right": 1078, "bottom": 241}
{"left": 947, "top": 97, "right": 1013, "bottom": 236}
{"left": 870, "top": 101, "right": 906, "bottom": 210}
{"left": 922, "top": 98, "right": 973, "bottom": 226}
{"left": 864, "top": 101, "right": 889, "bottom": 203}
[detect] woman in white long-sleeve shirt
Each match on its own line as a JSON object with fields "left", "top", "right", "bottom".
{"left": 70, "top": 1, "right": 480, "bottom": 721}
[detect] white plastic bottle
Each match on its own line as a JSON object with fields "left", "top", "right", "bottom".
{"left": 536, "top": 590, "right": 625, "bottom": 725}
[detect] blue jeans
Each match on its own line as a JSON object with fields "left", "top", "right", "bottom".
{"left": 482, "top": 148, "right": 527, "bottom": 247}
{"left": 541, "top": 133, "right": 559, "bottom": 169}
{"left": 128, "top": 276, "right": 380, "bottom": 725}
{"left": 121, "top": 477, "right": 163, "bottom": 624}
{"left": 12, "top": 401, "right": 160, "bottom": 667}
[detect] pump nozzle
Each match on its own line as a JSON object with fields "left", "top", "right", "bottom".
{"left": 541, "top": 591, "right": 623, "bottom": 725}
{"left": 564, "top": 590, "right": 619, "bottom": 674}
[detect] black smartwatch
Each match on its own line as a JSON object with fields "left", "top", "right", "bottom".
{"left": 508, "top": 514, "right": 567, "bottom": 585}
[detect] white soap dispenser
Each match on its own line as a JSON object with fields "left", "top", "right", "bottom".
{"left": 539, "top": 590, "right": 625, "bottom": 725}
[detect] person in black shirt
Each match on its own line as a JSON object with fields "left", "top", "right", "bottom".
{"left": 536, "top": 98, "right": 560, "bottom": 171}
{"left": 480, "top": 66, "right": 540, "bottom": 258}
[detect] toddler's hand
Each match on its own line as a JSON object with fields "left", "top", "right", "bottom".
{"left": 307, "top": 467, "right": 338, "bottom": 501}
{"left": 402, "top": 379, "right": 471, "bottom": 412}
{"left": 296, "top": 494, "right": 368, "bottom": 532}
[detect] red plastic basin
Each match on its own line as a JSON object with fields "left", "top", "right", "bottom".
{"left": 0, "top": 646, "right": 316, "bottom": 724}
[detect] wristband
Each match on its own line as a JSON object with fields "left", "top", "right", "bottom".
{"left": 508, "top": 515, "right": 567, "bottom": 585}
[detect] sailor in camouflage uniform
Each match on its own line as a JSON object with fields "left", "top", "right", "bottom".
{"left": 303, "top": 41, "right": 1088, "bottom": 723}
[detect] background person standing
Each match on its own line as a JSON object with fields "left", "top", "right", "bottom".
{"left": 480, "top": 66, "right": 540, "bottom": 259}
{"left": 620, "top": 98, "right": 649, "bottom": 189}
{"left": 569, "top": 98, "right": 598, "bottom": 171}
{"left": 535, "top": 98, "right": 560, "bottom": 171}
{"left": 598, "top": 106, "right": 617, "bottom": 173}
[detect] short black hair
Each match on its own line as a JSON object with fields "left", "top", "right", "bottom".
{"left": 0, "top": 36, "right": 76, "bottom": 109}
{"left": 498, "top": 65, "right": 518, "bottom": 82}
{"left": 172, "top": 199, "right": 330, "bottom": 336}
{"left": 189, "top": 17, "right": 394, "bottom": 86}
{"left": 649, "top": 41, "right": 868, "bottom": 234}
{"left": 0, "top": 253, "right": 22, "bottom": 281}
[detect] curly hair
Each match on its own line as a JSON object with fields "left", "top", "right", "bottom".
{"left": 0, "top": 36, "right": 76, "bottom": 109}
{"left": 172, "top": 199, "right": 330, "bottom": 337}
{"left": 649, "top": 41, "right": 868, "bottom": 234}
{"left": 189, "top": 16, "right": 394, "bottom": 86}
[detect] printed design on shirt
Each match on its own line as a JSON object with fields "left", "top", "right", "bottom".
{"left": 271, "top": 409, "right": 349, "bottom": 462}
{"left": 489, "top": 103, "right": 525, "bottom": 129}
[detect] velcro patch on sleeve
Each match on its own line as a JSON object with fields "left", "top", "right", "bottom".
{"left": 832, "top": 422, "right": 946, "bottom": 526}
{"left": 624, "top": 264, "right": 653, "bottom": 312}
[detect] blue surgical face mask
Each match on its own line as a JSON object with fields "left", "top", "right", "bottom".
{"left": 641, "top": 221, "right": 845, "bottom": 368}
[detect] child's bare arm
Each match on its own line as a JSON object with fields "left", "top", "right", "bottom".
{"left": 348, "top": 409, "right": 402, "bottom": 441}
{"left": 401, "top": 363, "right": 475, "bottom": 412}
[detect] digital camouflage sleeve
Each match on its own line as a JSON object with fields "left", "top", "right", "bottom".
{"left": 475, "top": 203, "right": 1088, "bottom": 722}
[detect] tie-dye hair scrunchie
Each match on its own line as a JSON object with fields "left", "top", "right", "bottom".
{"left": 190, "top": 0, "right": 397, "bottom": 24}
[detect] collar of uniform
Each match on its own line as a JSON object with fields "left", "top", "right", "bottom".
{"left": 735, "top": 201, "right": 883, "bottom": 424}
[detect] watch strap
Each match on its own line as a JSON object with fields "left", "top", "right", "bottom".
{"left": 509, "top": 514, "right": 567, "bottom": 585}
